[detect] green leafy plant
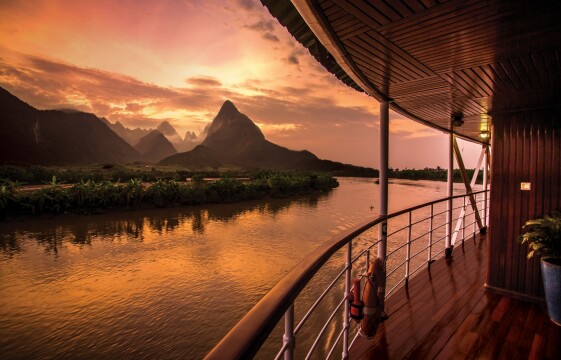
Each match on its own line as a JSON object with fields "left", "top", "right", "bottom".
{"left": 0, "top": 180, "right": 20, "bottom": 214}
{"left": 519, "top": 211, "right": 561, "bottom": 259}
{"left": 123, "top": 178, "right": 144, "bottom": 205}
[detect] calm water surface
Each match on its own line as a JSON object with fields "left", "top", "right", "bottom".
{"left": 0, "top": 178, "right": 477, "bottom": 359}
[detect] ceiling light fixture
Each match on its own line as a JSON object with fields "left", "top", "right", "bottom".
{"left": 451, "top": 113, "right": 464, "bottom": 127}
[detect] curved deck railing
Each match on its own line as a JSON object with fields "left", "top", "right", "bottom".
{"left": 206, "top": 190, "right": 489, "bottom": 359}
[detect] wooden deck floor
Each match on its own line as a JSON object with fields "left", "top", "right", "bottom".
{"left": 350, "top": 233, "right": 561, "bottom": 359}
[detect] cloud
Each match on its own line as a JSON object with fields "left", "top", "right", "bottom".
{"left": 287, "top": 55, "right": 299, "bottom": 65}
{"left": 0, "top": 51, "right": 378, "bottom": 149}
{"left": 256, "top": 122, "right": 300, "bottom": 136}
{"left": 126, "top": 102, "right": 145, "bottom": 112}
{"left": 20, "top": 55, "right": 176, "bottom": 101}
{"left": 245, "top": 20, "right": 275, "bottom": 32}
{"left": 281, "top": 86, "right": 311, "bottom": 96}
{"left": 0, "top": 54, "right": 214, "bottom": 129}
{"left": 2, "top": 55, "right": 338, "bottom": 128}
{"left": 235, "top": 0, "right": 256, "bottom": 10}
{"left": 244, "top": 19, "right": 279, "bottom": 42}
{"left": 186, "top": 76, "right": 222, "bottom": 87}
{"left": 285, "top": 48, "right": 306, "bottom": 66}
{"left": 262, "top": 32, "right": 280, "bottom": 42}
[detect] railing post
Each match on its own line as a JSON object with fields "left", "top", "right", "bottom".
{"left": 473, "top": 196, "right": 477, "bottom": 239}
{"left": 377, "top": 100, "right": 389, "bottom": 310}
{"left": 342, "top": 242, "right": 352, "bottom": 359}
{"left": 462, "top": 196, "right": 466, "bottom": 244}
{"left": 428, "top": 204, "right": 433, "bottom": 264}
{"left": 283, "top": 304, "right": 295, "bottom": 360}
{"left": 445, "top": 128, "right": 454, "bottom": 257}
{"left": 405, "top": 211, "right": 412, "bottom": 287}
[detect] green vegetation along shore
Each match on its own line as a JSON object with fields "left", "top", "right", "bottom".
{"left": 0, "top": 164, "right": 482, "bottom": 185}
{"left": 388, "top": 167, "right": 483, "bottom": 183}
{"left": 0, "top": 169, "right": 338, "bottom": 218}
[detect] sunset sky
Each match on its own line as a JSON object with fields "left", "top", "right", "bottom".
{"left": 0, "top": 0, "right": 483, "bottom": 168}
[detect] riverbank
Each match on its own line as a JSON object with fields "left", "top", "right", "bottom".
{"left": 0, "top": 164, "right": 483, "bottom": 185}
{"left": 0, "top": 171, "right": 338, "bottom": 218}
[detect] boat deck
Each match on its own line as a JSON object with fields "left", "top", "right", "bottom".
{"left": 350, "top": 233, "right": 561, "bottom": 359}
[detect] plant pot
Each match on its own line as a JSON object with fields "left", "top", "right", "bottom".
{"left": 541, "top": 258, "right": 561, "bottom": 326}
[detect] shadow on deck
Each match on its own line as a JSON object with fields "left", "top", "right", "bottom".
{"left": 350, "top": 233, "right": 561, "bottom": 359}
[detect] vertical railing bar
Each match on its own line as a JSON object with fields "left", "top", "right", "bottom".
{"left": 473, "top": 195, "right": 477, "bottom": 238}
{"left": 485, "top": 190, "right": 491, "bottom": 224}
{"left": 378, "top": 100, "right": 389, "bottom": 317}
{"left": 428, "top": 204, "right": 433, "bottom": 263}
{"left": 342, "top": 241, "right": 351, "bottom": 359}
{"left": 282, "top": 304, "right": 294, "bottom": 360}
{"left": 405, "top": 211, "right": 412, "bottom": 288}
{"left": 462, "top": 195, "right": 466, "bottom": 245}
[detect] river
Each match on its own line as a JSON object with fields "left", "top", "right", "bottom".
{"left": 0, "top": 178, "right": 480, "bottom": 359}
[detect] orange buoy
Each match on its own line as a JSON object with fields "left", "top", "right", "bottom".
{"left": 360, "top": 258, "right": 384, "bottom": 338}
{"left": 349, "top": 278, "right": 364, "bottom": 321}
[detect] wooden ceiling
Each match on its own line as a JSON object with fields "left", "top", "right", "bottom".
{"left": 263, "top": 0, "right": 561, "bottom": 143}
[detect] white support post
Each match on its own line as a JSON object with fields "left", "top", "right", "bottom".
{"left": 445, "top": 128, "right": 454, "bottom": 257}
{"left": 462, "top": 196, "right": 466, "bottom": 245}
{"left": 483, "top": 144, "right": 489, "bottom": 231}
{"left": 377, "top": 100, "right": 389, "bottom": 310}
{"left": 405, "top": 211, "right": 412, "bottom": 287}
{"left": 427, "top": 204, "right": 434, "bottom": 264}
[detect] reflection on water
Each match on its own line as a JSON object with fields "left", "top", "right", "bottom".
{"left": 1, "top": 194, "right": 325, "bottom": 258}
{"left": 0, "top": 178, "right": 478, "bottom": 359}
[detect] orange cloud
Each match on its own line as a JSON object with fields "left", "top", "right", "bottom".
{"left": 185, "top": 76, "right": 222, "bottom": 87}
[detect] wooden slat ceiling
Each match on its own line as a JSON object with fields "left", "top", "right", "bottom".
{"left": 262, "top": 0, "right": 561, "bottom": 143}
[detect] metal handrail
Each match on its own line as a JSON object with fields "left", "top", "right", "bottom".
{"left": 205, "top": 190, "right": 488, "bottom": 359}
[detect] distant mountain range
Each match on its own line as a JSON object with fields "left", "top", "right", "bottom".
{"left": 134, "top": 130, "right": 177, "bottom": 163}
{"left": 103, "top": 118, "right": 202, "bottom": 153}
{"left": 160, "top": 101, "right": 376, "bottom": 175}
{"left": 0, "top": 87, "right": 375, "bottom": 175}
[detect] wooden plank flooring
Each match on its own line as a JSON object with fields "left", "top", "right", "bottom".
{"left": 349, "top": 233, "right": 561, "bottom": 359}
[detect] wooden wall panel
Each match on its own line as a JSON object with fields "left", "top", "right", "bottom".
{"left": 488, "top": 109, "right": 561, "bottom": 299}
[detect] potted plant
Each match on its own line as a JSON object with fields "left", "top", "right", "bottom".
{"left": 519, "top": 211, "right": 561, "bottom": 325}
